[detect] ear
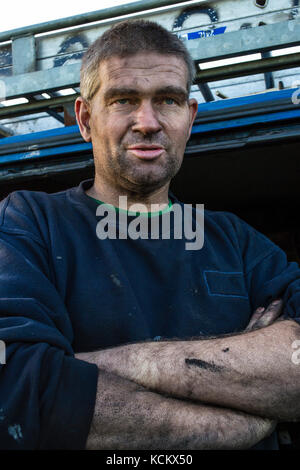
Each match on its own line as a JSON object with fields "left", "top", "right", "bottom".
{"left": 75, "top": 97, "right": 92, "bottom": 142}
{"left": 187, "top": 98, "right": 198, "bottom": 141}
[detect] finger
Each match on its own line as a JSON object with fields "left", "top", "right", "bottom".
{"left": 245, "top": 306, "right": 265, "bottom": 331}
{"left": 253, "top": 299, "right": 283, "bottom": 329}
{"left": 261, "top": 299, "right": 283, "bottom": 319}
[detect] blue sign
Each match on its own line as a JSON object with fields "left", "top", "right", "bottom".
{"left": 179, "top": 26, "right": 226, "bottom": 41}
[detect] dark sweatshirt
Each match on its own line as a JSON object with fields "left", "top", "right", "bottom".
{"left": 0, "top": 178, "right": 299, "bottom": 449}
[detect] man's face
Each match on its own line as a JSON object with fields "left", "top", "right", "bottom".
{"left": 76, "top": 52, "right": 198, "bottom": 194}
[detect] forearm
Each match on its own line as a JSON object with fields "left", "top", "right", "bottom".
{"left": 78, "top": 319, "right": 300, "bottom": 421}
{"left": 85, "top": 368, "right": 275, "bottom": 450}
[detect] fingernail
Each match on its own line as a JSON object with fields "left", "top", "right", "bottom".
{"left": 272, "top": 299, "right": 282, "bottom": 305}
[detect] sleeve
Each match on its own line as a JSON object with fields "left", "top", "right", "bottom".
{"left": 0, "top": 192, "right": 99, "bottom": 449}
{"left": 229, "top": 213, "right": 300, "bottom": 324}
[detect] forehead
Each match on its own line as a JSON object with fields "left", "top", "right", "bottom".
{"left": 98, "top": 52, "right": 189, "bottom": 92}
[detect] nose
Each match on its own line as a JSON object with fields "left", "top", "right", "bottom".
{"left": 131, "top": 100, "right": 162, "bottom": 135}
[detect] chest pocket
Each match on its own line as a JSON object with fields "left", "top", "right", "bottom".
{"left": 204, "top": 270, "right": 248, "bottom": 298}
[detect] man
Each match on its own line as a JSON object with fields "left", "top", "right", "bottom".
{"left": 0, "top": 20, "right": 300, "bottom": 450}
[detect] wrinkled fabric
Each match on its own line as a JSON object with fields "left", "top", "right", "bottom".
{"left": 0, "top": 178, "right": 299, "bottom": 449}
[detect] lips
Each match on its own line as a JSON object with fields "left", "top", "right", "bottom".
{"left": 127, "top": 145, "right": 165, "bottom": 160}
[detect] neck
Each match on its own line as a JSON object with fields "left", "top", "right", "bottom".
{"left": 86, "top": 177, "right": 171, "bottom": 213}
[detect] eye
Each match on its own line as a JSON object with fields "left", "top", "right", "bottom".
{"left": 158, "top": 96, "right": 183, "bottom": 106}
{"left": 162, "top": 97, "right": 176, "bottom": 105}
{"left": 115, "top": 98, "right": 130, "bottom": 105}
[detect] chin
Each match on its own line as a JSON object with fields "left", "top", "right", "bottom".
{"left": 123, "top": 173, "right": 171, "bottom": 194}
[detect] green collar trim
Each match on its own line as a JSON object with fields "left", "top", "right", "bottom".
{"left": 88, "top": 195, "right": 173, "bottom": 217}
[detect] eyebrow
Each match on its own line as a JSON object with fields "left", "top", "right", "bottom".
{"left": 104, "top": 86, "right": 188, "bottom": 102}
{"left": 156, "top": 86, "right": 188, "bottom": 101}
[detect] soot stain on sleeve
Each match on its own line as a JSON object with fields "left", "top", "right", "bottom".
{"left": 185, "top": 358, "right": 223, "bottom": 372}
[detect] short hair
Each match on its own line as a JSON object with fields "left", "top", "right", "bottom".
{"left": 80, "top": 19, "right": 196, "bottom": 102}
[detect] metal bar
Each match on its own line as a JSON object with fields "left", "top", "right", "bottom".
{"left": 195, "top": 99, "right": 297, "bottom": 124}
{"left": 261, "top": 51, "right": 275, "bottom": 89}
{"left": 194, "top": 53, "right": 300, "bottom": 83}
{"left": 193, "top": 88, "right": 296, "bottom": 111}
{"left": 195, "top": 100, "right": 297, "bottom": 123}
{"left": 0, "top": 158, "right": 94, "bottom": 182}
{"left": 2, "top": 19, "right": 300, "bottom": 101}
{"left": 1, "top": 63, "right": 81, "bottom": 100}
{"left": 0, "top": 0, "right": 203, "bottom": 42}
{"left": 26, "top": 93, "right": 66, "bottom": 123}
{"left": 186, "top": 123, "right": 300, "bottom": 154}
{"left": 197, "top": 83, "right": 214, "bottom": 102}
{"left": 0, "top": 124, "right": 13, "bottom": 137}
{"left": 190, "top": 18, "right": 300, "bottom": 63}
{"left": 191, "top": 108, "right": 300, "bottom": 134}
{"left": 0, "top": 123, "right": 79, "bottom": 147}
{"left": 0, "top": 125, "right": 82, "bottom": 155}
{"left": 12, "top": 36, "right": 36, "bottom": 75}
{"left": 0, "top": 141, "right": 91, "bottom": 165}
{"left": 0, "top": 94, "right": 78, "bottom": 118}
{"left": 44, "top": 109, "right": 65, "bottom": 124}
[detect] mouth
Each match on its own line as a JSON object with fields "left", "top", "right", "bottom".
{"left": 127, "top": 145, "right": 165, "bottom": 160}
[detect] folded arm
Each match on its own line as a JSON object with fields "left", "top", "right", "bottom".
{"left": 77, "top": 310, "right": 300, "bottom": 422}
{"left": 84, "top": 368, "right": 275, "bottom": 450}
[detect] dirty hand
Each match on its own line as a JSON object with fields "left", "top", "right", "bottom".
{"left": 245, "top": 299, "right": 284, "bottom": 332}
